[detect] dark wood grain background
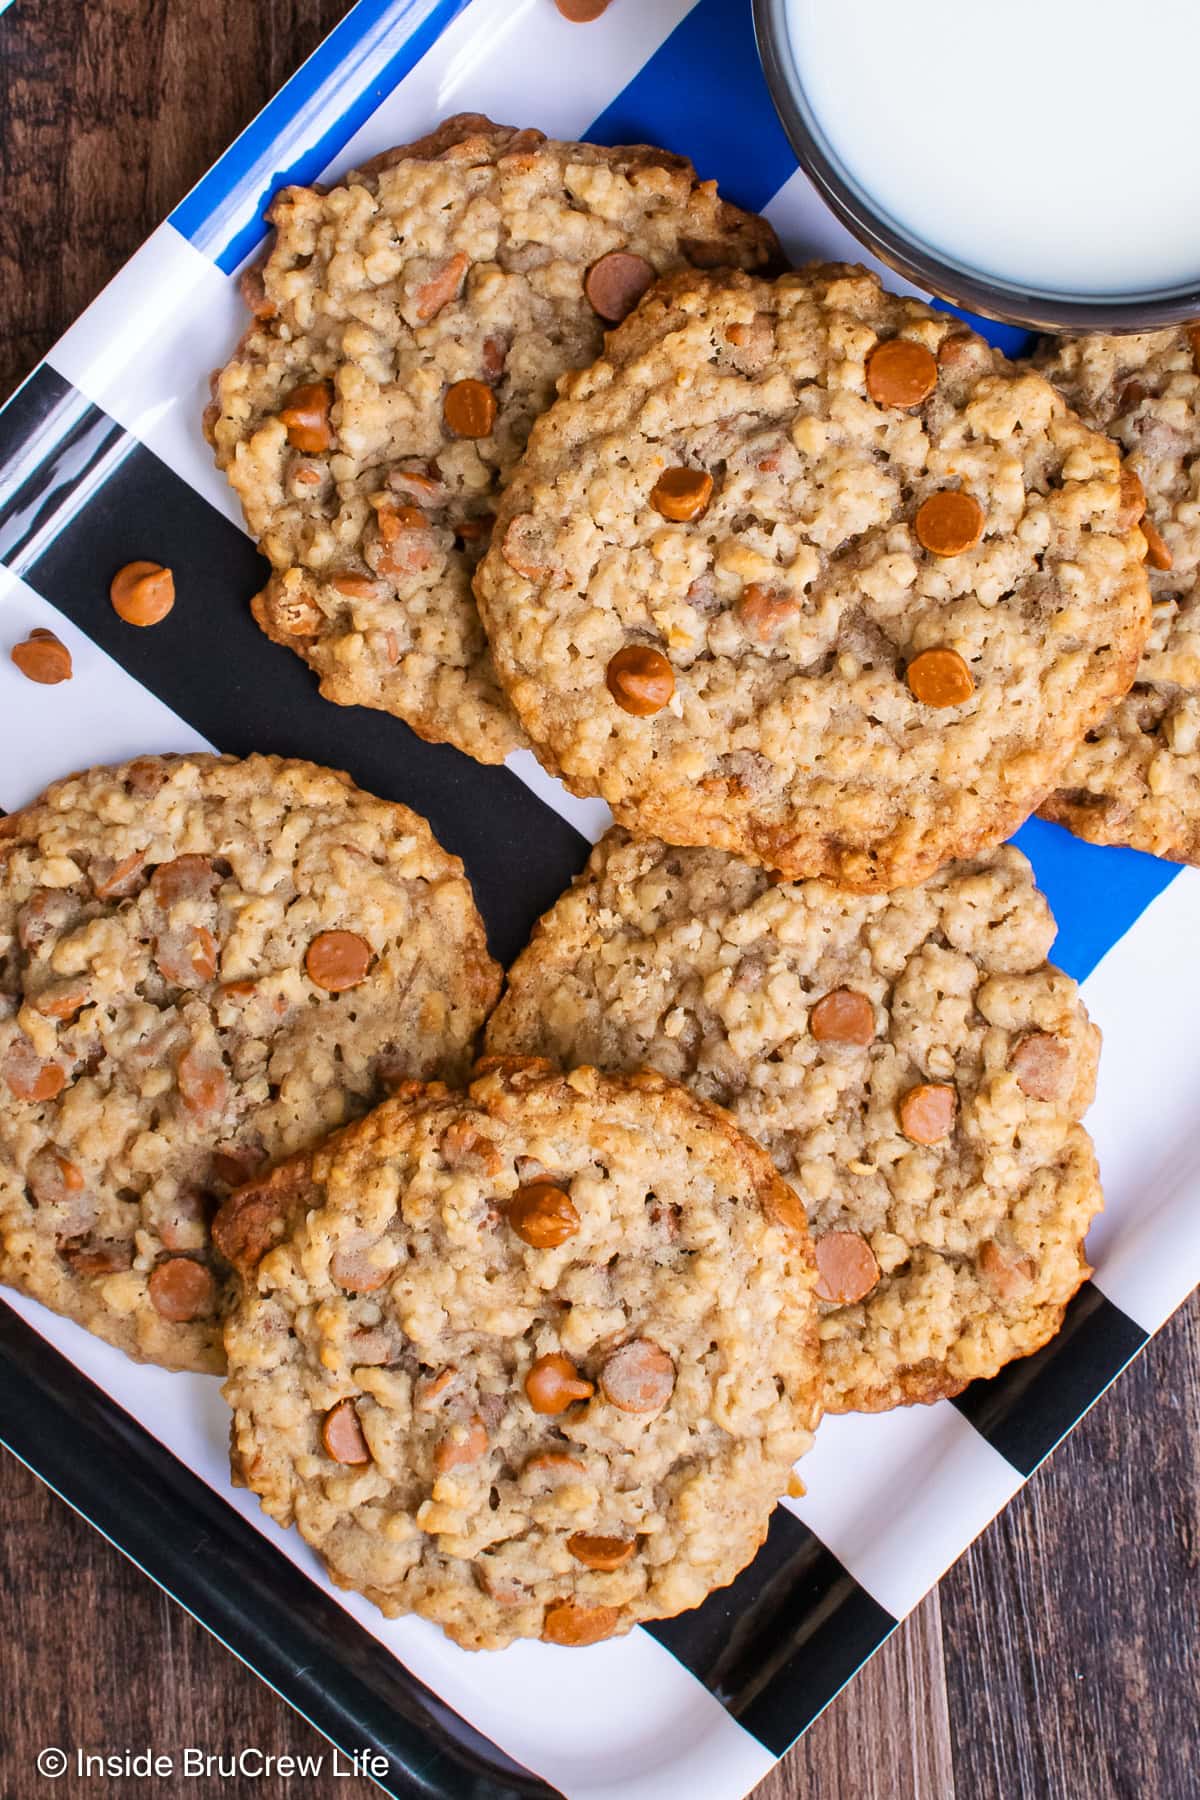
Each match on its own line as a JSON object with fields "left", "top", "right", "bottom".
{"left": 1, "top": 4, "right": 1198, "bottom": 1797}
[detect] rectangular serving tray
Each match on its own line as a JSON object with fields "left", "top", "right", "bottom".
{"left": 3, "top": 3, "right": 1200, "bottom": 1795}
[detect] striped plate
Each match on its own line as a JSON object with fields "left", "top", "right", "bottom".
{"left": 2, "top": 3, "right": 1197, "bottom": 1796}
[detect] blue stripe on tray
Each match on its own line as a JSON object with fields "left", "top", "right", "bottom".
{"left": 169, "top": 0, "right": 474, "bottom": 273}
{"left": 1012, "top": 819, "right": 1180, "bottom": 986}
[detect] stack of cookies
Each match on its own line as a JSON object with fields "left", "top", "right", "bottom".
{"left": 5, "top": 111, "right": 1180, "bottom": 1650}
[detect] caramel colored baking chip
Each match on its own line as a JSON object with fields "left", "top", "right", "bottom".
{"left": 914, "top": 490, "right": 985, "bottom": 557}
{"left": 279, "top": 380, "right": 334, "bottom": 453}
{"left": 151, "top": 854, "right": 217, "bottom": 908}
{"left": 413, "top": 251, "right": 469, "bottom": 322}
{"left": 5, "top": 1057, "right": 65, "bottom": 1103}
{"left": 650, "top": 467, "right": 714, "bottom": 523}
{"left": 1009, "top": 1031, "right": 1069, "bottom": 1102}
{"left": 433, "top": 1416, "right": 489, "bottom": 1474}
{"left": 898, "top": 1082, "right": 957, "bottom": 1145}
{"left": 1118, "top": 467, "right": 1147, "bottom": 530}
{"left": 500, "top": 514, "right": 547, "bottom": 581}
{"left": 110, "top": 562, "right": 175, "bottom": 627}
{"left": 329, "top": 1243, "right": 391, "bottom": 1294}
{"left": 567, "top": 1533, "right": 635, "bottom": 1571}
{"left": 906, "top": 647, "right": 974, "bottom": 708}
{"left": 92, "top": 850, "right": 146, "bottom": 899}
{"left": 555, "top": 0, "right": 611, "bottom": 19}
{"left": 978, "top": 1237, "right": 1035, "bottom": 1303}
{"left": 814, "top": 1231, "right": 880, "bottom": 1305}
{"left": 329, "top": 573, "right": 379, "bottom": 599}
{"left": 379, "top": 503, "right": 427, "bottom": 540}
{"left": 211, "top": 1183, "right": 288, "bottom": 1272}
{"left": 810, "top": 988, "right": 875, "bottom": 1046}
{"left": 444, "top": 378, "right": 497, "bottom": 438}
{"left": 10, "top": 629, "right": 72, "bottom": 685}
{"left": 32, "top": 982, "right": 88, "bottom": 1021}
{"left": 525, "top": 1353, "right": 594, "bottom": 1415}
{"left": 147, "top": 1256, "right": 217, "bottom": 1323}
{"left": 62, "top": 1240, "right": 132, "bottom": 1277}
{"left": 176, "top": 1048, "right": 228, "bottom": 1119}
{"left": 541, "top": 1601, "right": 620, "bottom": 1646}
{"left": 585, "top": 250, "right": 656, "bottom": 323}
{"left": 305, "top": 930, "right": 372, "bottom": 992}
{"left": 523, "top": 1450, "right": 586, "bottom": 1477}
{"left": 322, "top": 1398, "right": 371, "bottom": 1466}
{"left": 599, "top": 1339, "right": 675, "bottom": 1413}
{"left": 507, "top": 1182, "right": 580, "bottom": 1248}
{"left": 737, "top": 583, "right": 800, "bottom": 642}
{"left": 1141, "top": 517, "right": 1173, "bottom": 570}
{"left": 606, "top": 645, "right": 674, "bottom": 716}
{"left": 866, "top": 338, "right": 938, "bottom": 408}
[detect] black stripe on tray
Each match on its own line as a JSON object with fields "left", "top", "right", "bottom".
{"left": 0, "top": 1304, "right": 558, "bottom": 1800}
{"left": 647, "top": 1505, "right": 897, "bottom": 1759}
{"left": 0, "top": 365, "right": 590, "bottom": 969}
{"left": 952, "top": 1280, "right": 1149, "bottom": 1478}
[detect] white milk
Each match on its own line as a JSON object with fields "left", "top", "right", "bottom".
{"left": 784, "top": 0, "right": 1200, "bottom": 298}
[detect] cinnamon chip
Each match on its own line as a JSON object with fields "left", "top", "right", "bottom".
{"left": 866, "top": 339, "right": 937, "bottom": 407}
{"left": 606, "top": 645, "right": 674, "bottom": 715}
{"left": 444, "top": 378, "right": 496, "bottom": 438}
{"left": 541, "top": 1601, "right": 620, "bottom": 1646}
{"left": 11, "top": 629, "right": 72, "bottom": 685}
{"left": 914, "top": 490, "right": 985, "bottom": 557}
{"left": 898, "top": 1082, "right": 957, "bottom": 1145}
{"left": 322, "top": 1398, "right": 371, "bottom": 1466}
{"left": 814, "top": 1231, "right": 880, "bottom": 1305}
{"left": 906, "top": 648, "right": 974, "bottom": 708}
{"left": 810, "top": 988, "right": 875, "bottom": 1046}
{"left": 148, "top": 1256, "right": 217, "bottom": 1323}
{"left": 585, "top": 251, "right": 655, "bottom": 323}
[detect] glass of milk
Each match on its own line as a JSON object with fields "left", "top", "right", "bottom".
{"left": 754, "top": 0, "right": 1200, "bottom": 329}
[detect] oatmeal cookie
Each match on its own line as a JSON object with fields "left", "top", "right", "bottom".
{"left": 484, "top": 830, "right": 1103, "bottom": 1411}
{"left": 0, "top": 754, "right": 498, "bottom": 1373}
{"left": 1035, "top": 326, "right": 1200, "bottom": 861}
{"left": 474, "top": 263, "right": 1150, "bottom": 886}
{"left": 218, "top": 1059, "right": 821, "bottom": 1649}
{"left": 206, "top": 115, "right": 781, "bottom": 764}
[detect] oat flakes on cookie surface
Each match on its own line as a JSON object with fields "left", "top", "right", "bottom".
{"left": 484, "top": 830, "right": 1103, "bottom": 1411}
{"left": 218, "top": 1059, "right": 821, "bottom": 1649}
{"left": 0, "top": 754, "right": 498, "bottom": 1374}
{"left": 475, "top": 263, "right": 1150, "bottom": 887}
{"left": 1035, "top": 326, "right": 1200, "bottom": 861}
{"left": 205, "top": 115, "right": 781, "bottom": 764}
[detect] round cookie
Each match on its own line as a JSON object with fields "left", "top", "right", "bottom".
{"left": 217, "top": 1059, "right": 821, "bottom": 1649}
{"left": 484, "top": 830, "right": 1104, "bottom": 1412}
{"left": 0, "top": 754, "right": 499, "bottom": 1373}
{"left": 1035, "top": 326, "right": 1200, "bottom": 861}
{"left": 206, "top": 115, "right": 781, "bottom": 765}
{"left": 474, "top": 262, "right": 1151, "bottom": 887}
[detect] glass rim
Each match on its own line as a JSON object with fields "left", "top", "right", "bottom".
{"left": 753, "top": 0, "right": 1200, "bottom": 334}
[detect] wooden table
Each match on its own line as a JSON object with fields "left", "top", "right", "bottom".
{"left": 1, "top": 5, "right": 1198, "bottom": 1796}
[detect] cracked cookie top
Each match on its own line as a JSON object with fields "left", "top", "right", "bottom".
{"left": 475, "top": 263, "right": 1150, "bottom": 885}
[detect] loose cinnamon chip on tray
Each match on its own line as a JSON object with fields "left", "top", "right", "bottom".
{"left": 11, "top": 629, "right": 72, "bottom": 685}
